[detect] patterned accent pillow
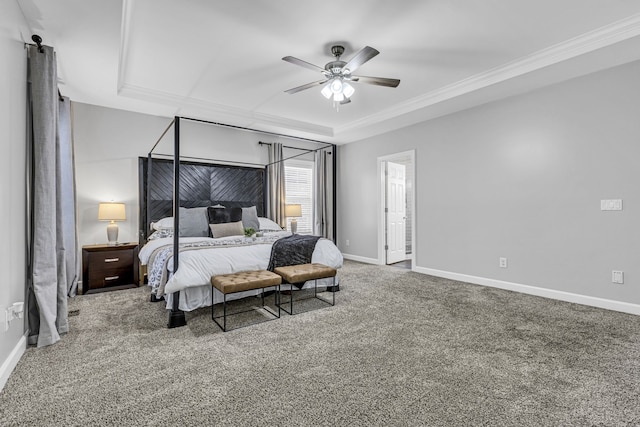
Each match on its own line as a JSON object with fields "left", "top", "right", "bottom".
{"left": 148, "top": 229, "right": 174, "bottom": 240}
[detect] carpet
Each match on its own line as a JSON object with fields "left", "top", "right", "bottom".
{"left": 1, "top": 260, "right": 639, "bottom": 426}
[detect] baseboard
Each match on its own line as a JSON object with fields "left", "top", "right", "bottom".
{"left": 342, "top": 253, "right": 381, "bottom": 265}
{"left": 0, "top": 332, "right": 27, "bottom": 393}
{"left": 415, "top": 266, "right": 640, "bottom": 316}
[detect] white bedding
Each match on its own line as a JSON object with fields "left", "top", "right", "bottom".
{"left": 139, "top": 233, "right": 343, "bottom": 311}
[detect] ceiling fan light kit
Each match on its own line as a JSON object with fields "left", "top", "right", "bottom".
{"left": 283, "top": 44, "right": 400, "bottom": 110}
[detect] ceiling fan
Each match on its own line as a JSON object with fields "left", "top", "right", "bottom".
{"left": 282, "top": 45, "right": 400, "bottom": 107}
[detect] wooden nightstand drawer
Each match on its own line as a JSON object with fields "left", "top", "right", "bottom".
{"left": 82, "top": 243, "right": 139, "bottom": 294}
{"left": 88, "top": 249, "right": 133, "bottom": 270}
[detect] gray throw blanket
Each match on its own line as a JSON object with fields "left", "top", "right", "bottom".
{"left": 268, "top": 234, "right": 321, "bottom": 286}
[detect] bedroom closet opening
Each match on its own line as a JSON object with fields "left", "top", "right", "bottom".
{"left": 378, "top": 150, "right": 415, "bottom": 269}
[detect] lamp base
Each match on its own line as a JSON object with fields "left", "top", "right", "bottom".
{"left": 107, "top": 222, "right": 119, "bottom": 245}
{"left": 290, "top": 218, "right": 297, "bottom": 234}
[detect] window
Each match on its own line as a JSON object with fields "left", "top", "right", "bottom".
{"left": 285, "top": 160, "right": 313, "bottom": 234}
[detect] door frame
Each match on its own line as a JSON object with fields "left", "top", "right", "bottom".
{"left": 377, "top": 150, "right": 416, "bottom": 268}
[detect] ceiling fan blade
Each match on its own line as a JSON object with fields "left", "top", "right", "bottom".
{"left": 282, "top": 56, "right": 325, "bottom": 73}
{"left": 340, "top": 98, "right": 351, "bottom": 105}
{"left": 284, "top": 80, "right": 327, "bottom": 94}
{"left": 343, "top": 46, "right": 379, "bottom": 73}
{"left": 351, "top": 75, "right": 400, "bottom": 88}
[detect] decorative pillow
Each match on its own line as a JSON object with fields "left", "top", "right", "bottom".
{"left": 258, "top": 217, "right": 282, "bottom": 231}
{"left": 148, "top": 229, "right": 173, "bottom": 240}
{"left": 151, "top": 216, "right": 174, "bottom": 230}
{"left": 207, "top": 206, "right": 242, "bottom": 224}
{"left": 241, "top": 206, "right": 260, "bottom": 231}
{"left": 209, "top": 221, "right": 244, "bottom": 238}
{"left": 178, "top": 207, "right": 209, "bottom": 237}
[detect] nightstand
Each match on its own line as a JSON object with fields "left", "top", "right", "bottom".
{"left": 82, "top": 243, "right": 139, "bottom": 294}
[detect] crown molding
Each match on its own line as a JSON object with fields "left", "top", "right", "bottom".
{"left": 118, "top": 9, "right": 640, "bottom": 142}
{"left": 335, "top": 13, "right": 640, "bottom": 138}
{"left": 117, "top": 0, "right": 134, "bottom": 95}
{"left": 119, "top": 83, "right": 334, "bottom": 138}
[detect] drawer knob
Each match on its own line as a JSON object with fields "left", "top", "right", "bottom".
{"left": 104, "top": 258, "right": 119, "bottom": 263}
{"left": 104, "top": 276, "right": 120, "bottom": 281}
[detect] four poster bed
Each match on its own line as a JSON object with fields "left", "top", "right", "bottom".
{"left": 138, "top": 116, "right": 341, "bottom": 328}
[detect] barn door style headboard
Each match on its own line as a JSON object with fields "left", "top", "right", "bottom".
{"left": 138, "top": 157, "right": 265, "bottom": 243}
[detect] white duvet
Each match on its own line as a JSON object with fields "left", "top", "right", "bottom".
{"left": 139, "top": 234, "right": 343, "bottom": 311}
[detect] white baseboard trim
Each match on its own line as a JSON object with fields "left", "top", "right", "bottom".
{"left": 415, "top": 266, "right": 640, "bottom": 316}
{"left": 0, "top": 332, "right": 27, "bottom": 393}
{"left": 342, "top": 253, "right": 381, "bottom": 265}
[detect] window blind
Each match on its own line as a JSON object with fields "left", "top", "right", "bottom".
{"left": 285, "top": 160, "right": 313, "bottom": 234}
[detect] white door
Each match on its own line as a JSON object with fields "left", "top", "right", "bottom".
{"left": 386, "top": 161, "right": 406, "bottom": 264}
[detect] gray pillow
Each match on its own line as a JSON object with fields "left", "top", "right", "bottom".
{"left": 241, "top": 206, "right": 260, "bottom": 231}
{"left": 178, "top": 207, "right": 209, "bottom": 237}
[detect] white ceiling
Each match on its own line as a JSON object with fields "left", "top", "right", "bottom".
{"left": 14, "top": 0, "right": 640, "bottom": 143}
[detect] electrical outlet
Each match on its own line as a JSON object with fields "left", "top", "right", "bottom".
{"left": 612, "top": 270, "right": 624, "bottom": 284}
{"left": 345, "top": 239, "right": 350, "bottom": 246}
{"left": 499, "top": 257, "right": 508, "bottom": 268}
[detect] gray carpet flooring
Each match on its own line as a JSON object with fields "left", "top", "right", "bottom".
{"left": 1, "top": 260, "right": 640, "bottom": 426}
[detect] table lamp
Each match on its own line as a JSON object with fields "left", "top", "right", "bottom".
{"left": 98, "top": 202, "right": 126, "bottom": 245}
{"left": 285, "top": 204, "right": 302, "bottom": 234}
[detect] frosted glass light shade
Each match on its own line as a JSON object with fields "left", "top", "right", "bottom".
{"left": 330, "top": 78, "right": 343, "bottom": 94}
{"left": 321, "top": 83, "right": 332, "bottom": 99}
{"left": 343, "top": 82, "right": 355, "bottom": 98}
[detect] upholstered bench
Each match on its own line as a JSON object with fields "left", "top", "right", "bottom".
{"left": 211, "top": 270, "right": 281, "bottom": 331}
{"left": 273, "top": 263, "right": 337, "bottom": 315}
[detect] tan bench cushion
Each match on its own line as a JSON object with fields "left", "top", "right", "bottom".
{"left": 211, "top": 270, "right": 282, "bottom": 294}
{"left": 274, "top": 263, "right": 337, "bottom": 284}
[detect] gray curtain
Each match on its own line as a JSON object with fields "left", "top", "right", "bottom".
{"left": 266, "top": 143, "right": 286, "bottom": 227}
{"left": 313, "top": 149, "right": 334, "bottom": 239}
{"left": 26, "top": 44, "right": 78, "bottom": 347}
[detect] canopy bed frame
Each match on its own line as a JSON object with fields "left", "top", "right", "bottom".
{"left": 141, "top": 116, "right": 337, "bottom": 328}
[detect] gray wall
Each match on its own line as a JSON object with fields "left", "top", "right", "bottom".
{"left": 73, "top": 103, "right": 314, "bottom": 247}
{"left": 338, "top": 59, "right": 640, "bottom": 305}
{"left": 0, "top": 15, "right": 28, "bottom": 384}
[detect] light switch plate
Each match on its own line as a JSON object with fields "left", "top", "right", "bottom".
{"left": 612, "top": 270, "right": 624, "bottom": 284}
{"left": 601, "top": 199, "right": 623, "bottom": 211}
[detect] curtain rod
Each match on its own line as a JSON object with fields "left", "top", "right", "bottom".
{"left": 29, "top": 34, "right": 65, "bottom": 102}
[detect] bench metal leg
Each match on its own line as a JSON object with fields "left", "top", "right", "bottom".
{"left": 212, "top": 286, "right": 280, "bottom": 332}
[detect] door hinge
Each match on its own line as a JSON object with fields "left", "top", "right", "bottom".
{"left": 384, "top": 245, "right": 389, "bottom": 250}
{"left": 384, "top": 208, "right": 388, "bottom": 213}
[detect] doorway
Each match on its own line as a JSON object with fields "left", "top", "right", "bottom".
{"left": 378, "top": 150, "right": 415, "bottom": 268}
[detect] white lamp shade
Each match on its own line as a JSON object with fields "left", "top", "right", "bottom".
{"left": 98, "top": 203, "right": 126, "bottom": 221}
{"left": 285, "top": 204, "right": 302, "bottom": 217}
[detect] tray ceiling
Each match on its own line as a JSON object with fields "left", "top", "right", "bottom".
{"left": 14, "top": 0, "right": 640, "bottom": 143}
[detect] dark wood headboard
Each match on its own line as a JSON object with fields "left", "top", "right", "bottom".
{"left": 138, "top": 157, "right": 265, "bottom": 242}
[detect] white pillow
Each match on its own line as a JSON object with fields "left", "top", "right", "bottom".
{"left": 258, "top": 217, "right": 282, "bottom": 231}
{"left": 151, "top": 217, "right": 174, "bottom": 230}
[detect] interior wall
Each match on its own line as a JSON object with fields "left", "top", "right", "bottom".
{"left": 338, "top": 59, "right": 640, "bottom": 306}
{"left": 73, "top": 103, "right": 314, "bottom": 247}
{"left": 0, "top": 16, "right": 28, "bottom": 386}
